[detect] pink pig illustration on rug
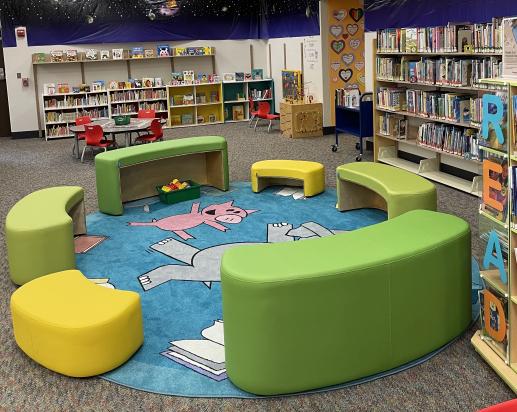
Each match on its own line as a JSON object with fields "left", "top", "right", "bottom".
{"left": 129, "top": 201, "right": 257, "bottom": 240}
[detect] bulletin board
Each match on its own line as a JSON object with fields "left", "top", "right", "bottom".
{"left": 327, "top": 0, "right": 365, "bottom": 124}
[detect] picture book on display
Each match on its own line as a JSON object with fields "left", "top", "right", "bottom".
{"left": 100, "top": 50, "right": 110, "bottom": 60}
{"left": 131, "top": 47, "right": 144, "bottom": 58}
{"left": 66, "top": 50, "right": 78, "bottom": 62}
{"left": 252, "top": 69, "right": 263, "bottom": 80}
{"left": 112, "top": 49, "right": 124, "bottom": 60}
{"left": 157, "top": 45, "right": 171, "bottom": 57}
{"left": 85, "top": 49, "right": 98, "bottom": 60}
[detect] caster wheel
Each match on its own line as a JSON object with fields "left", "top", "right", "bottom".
{"left": 355, "top": 142, "right": 361, "bottom": 150}
{"left": 331, "top": 145, "right": 338, "bottom": 152}
{"left": 356, "top": 155, "right": 362, "bottom": 162}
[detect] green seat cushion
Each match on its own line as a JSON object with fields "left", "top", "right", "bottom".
{"left": 221, "top": 210, "right": 471, "bottom": 395}
{"left": 95, "top": 136, "right": 227, "bottom": 167}
{"left": 6, "top": 186, "right": 83, "bottom": 233}
{"left": 337, "top": 162, "right": 436, "bottom": 199}
{"left": 6, "top": 187, "right": 84, "bottom": 285}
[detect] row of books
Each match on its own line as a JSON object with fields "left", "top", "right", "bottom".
{"left": 377, "top": 87, "right": 406, "bottom": 111}
{"left": 170, "top": 114, "right": 195, "bottom": 126}
{"left": 34, "top": 46, "right": 214, "bottom": 63}
{"left": 406, "top": 90, "right": 472, "bottom": 123}
{"left": 376, "top": 56, "right": 502, "bottom": 86}
{"left": 139, "top": 102, "right": 167, "bottom": 111}
{"left": 44, "top": 95, "right": 108, "bottom": 109}
{"left": 417, "top": 123, "right": 480, "bottom": 159}
{"left": 249, "top": 88, "right": 272, "bottom": 100}
{"left": 336, "top": 88, "right": 361, "bottom": 108}
{"left": 110, "top": 89, "right": 167, "bottom": 103}
{"left": 378, "top": 113, "right": 407, "bottom": 139}
{"left": 377, "top": 19, "right": 502, "bottom": 53}
{"left": 171, "top": 92, "right": 219, "bottom": 106}
{"left": 512, "top": 166, "right": 517, "bottom": 225}
{"left": 45, "top": 125, "right": 71, "bottom": 137}
{"left": 111, "top": 104, "right": 139, "bottom": 115}
{"left": 45, "top": 108, "right": 109, "bottom": 123}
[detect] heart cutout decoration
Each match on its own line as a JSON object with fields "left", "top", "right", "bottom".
{"left": 330, "top": 25, "right": 343, "bottom": 38}
{"left": 350, "top": 8, "right": 364, "bottom": 22}
{"left": 342, "top": 54, "right": 354, "bottom": 65}
{"left": 355, "top": 61, "right": 365, "bottom": 70}
{"left": 347, "top": 24, "right": 359, "bottom": 36}
{"left": 350, "top": 39, "right": 361, "bottom": 49}
{"left": 333, "top": 9, "right": 346, "bottom": 21}
{"left": 331, "top": 62, "right": 341, "bottom": 71}
{"left": 358, "top": 75, "right": 365, "bottom": 84}
{"left": 339, "top": 69, "right": 353, "bottom": 83}
{"left": 346, "top": 83, "right": 359, "bottom": 90}
{"left": 342, "top": 33, "right": 349, "bottom": 40}
{"left": 331, "top": 40, "right": 345, "bottom": 54}
{"left": 332, "top": 77, "right": 339, "bottom": 83}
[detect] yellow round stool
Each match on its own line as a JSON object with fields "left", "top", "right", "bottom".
{"left": 10, "top": 270, "right": 143, "bottom": 377}
{"left": 251, "top": 160, "right": 325, "bottom": 197}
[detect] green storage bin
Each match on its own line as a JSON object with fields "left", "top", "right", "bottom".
{"left": 114, "top": 115, "right": 130, "bottom": 126}
{"left": 156, "top": 180, "right": 201, "bottom": 205}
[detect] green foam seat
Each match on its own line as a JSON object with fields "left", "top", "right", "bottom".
{"left": 337, "top": 162, "right": 437, "bottom": 218}
{"left": 95, "top": 136, "right": 229, "bottom": 215}
{"left": 5, "top": 186, "right": 86, "bottom": 285}
{"left": 221, "top": 210, "right": 471, "bottom": 395}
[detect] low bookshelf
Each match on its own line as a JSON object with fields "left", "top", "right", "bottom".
{"left": 42, "top": 90, "right": 109, "bottom": 140}
{"left": 223, "top": 79, "right": 275, "bottom": 123}
{"left": 373, "top": 21, "right": 503, "bottom": 196}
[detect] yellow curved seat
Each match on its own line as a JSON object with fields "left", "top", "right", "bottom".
{"left": 251, "top": 160, "right": 325, "bottom": 197}
{"left": 10, "top": 270, "right": 143, "bottom": 377}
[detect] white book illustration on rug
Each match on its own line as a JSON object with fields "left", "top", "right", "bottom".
{"left": 161, "top": 320, "right": 227, "bottom": 381}
{"left": 276, "top": 187, "right": 306, "bottom": 200}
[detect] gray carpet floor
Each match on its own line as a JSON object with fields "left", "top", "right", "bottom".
{"left": 0, "top": 123, "right": 514, "bottom": 411}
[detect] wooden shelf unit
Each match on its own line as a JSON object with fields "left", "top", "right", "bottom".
{"left": 472, "top": 78, "right": 517, "bottom": 393}
{"left": 373, "top": 39, "right": 502, "bottom": 196}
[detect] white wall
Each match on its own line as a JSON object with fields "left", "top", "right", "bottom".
{"left": 266, "top": 35, "right": 324, "bottom": 116}
{"left": 365, "top": 31, "right": 377, "bottom": 93}
{"left": 4, "top": 31, "right": 268, "bottom": 133}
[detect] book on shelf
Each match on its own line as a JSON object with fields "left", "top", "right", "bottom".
{"left": 196, "top": 93, "right": 207, "bottom": 104}
{"left": 232, "top": 105, "right": 244, "bottom": 121}
{"left": 503, "top": 17, "right": 517, "bottom": 79}
{"left": 182, "top": 94, "right": 194, "bottom": 105}
{"left": 44, "top": 83, "right": 56, "bottom": 95}
{"left": 376, "top": 87, "right": 406, "bottom": 110}
{"left": 404, "top": 89, "right": 475, "bottom": 123}
{"left": 33, "top": 53, "right": 47, "bottom": 63}
{"left": 171, "top": 72, "right": 184, "bottom": 83}
{"left": 112, "top": 48, "right": 124, "bottom": 60}
{"left": 100, "top": 50, "right": 110, "bottom": 60}
{"left": 181, "top": 114, "right": 194, "bottom": 125}
{"left": 183, "top": 71, "right": 195, "bottom": 83}
{"left": 197, "top": 115, "right": 205, "bottom": 124}
{"left": 170, "top": 115, "right": 181, "bottom": 126}
{"left": 210, "top": 91, "right": 219, "bottom": 103}
{"left": 130, "top": 47, "right": 144, "bottom": 59}
{"left": 91, "top": 81, "right": 105, "bottom": 91}
{"left": 65, "top": 49, "right": 78, "bottom": 62}
{"left": 235, "top": 72, "right": 245, "bottom": 82}
{"left": 157, "top": 45, "right": 171, "bottom": 57}
{"left": 378, "top": 112, "right": 406, "bottom": 139}
{"left": 85, "top": 49, "right": 98, "bottom": 60}
{"left": 252, "top": 68, "right": 264, "bottom": 80}
{"left": 142, "top": 78, "right": 155, "bottom": 88}
{"left": 50, "top": 50, "right": 63, "bottom": 63}
{"left": 223, "top": 73, "right": 236, "bottom": 82}
{"left": 144, "top": 49, "right": 155, "bottom": 58}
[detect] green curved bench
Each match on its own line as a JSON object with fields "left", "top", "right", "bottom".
{"left": 337, "top": 162, "right": 436, "bottom": 218}
{"left": 95, "top": 136, "right": 229, "bottom": 215}
{"left": 5, "top": 186, "right": 86, "bottom": 285}
{"left": 221, "top": 210, "right": 470, "bottom": 395}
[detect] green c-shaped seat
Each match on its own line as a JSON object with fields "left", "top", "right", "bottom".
{"left": 221, "top": 210, "right": 471, "bottom": 395}
{"left": 5, "top": 186, "right": 86, "bottom": 285}
{"left": 337, "top": 162, "right": 437, "bottom": 218}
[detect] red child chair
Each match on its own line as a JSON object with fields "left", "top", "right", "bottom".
{"left": 248, "top": 97, "right": 259, "bottom": 127}
{"left": 73, "top": 116, "right": 91, "bottom": 157}
{"left": 81, "top": 125, "right": 117, "bottom": 162}
{"left": 253, "top": 101, "right": 280, "bottom": 133}
{"left": 138, "top": 109, "right": 156, "bottom": 119}
{"left": 134, "top": 119, "right": 164, "bottom": 144}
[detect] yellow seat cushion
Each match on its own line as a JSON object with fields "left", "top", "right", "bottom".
{"left": 10, "top": 270, "right": 143, "bottom": 377}
{"left": 251, "top": 160, "right": 325, "bottom": 197}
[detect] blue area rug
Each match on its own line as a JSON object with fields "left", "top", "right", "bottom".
{"left": 76, "top": 182, "right": 477, "bottom": 397}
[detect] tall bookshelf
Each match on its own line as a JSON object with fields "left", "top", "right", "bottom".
{"left": 373, "top": 23, "right": 503, "bottom": 196}
{"left": 471, "top": 78, "right": 517, "bottom": 393}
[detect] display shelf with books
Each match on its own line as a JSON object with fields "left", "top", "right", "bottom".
{"left": 470, "top": 76, "right": 517, "bottom": 393}
{"left": 373, "top": 29, "right": 492, "bottom": 196}
{"left": 167, "top": 83, "right": 224, "bottom": 128}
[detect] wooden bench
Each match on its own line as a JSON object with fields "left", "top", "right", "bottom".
{"left": 95, "top": 136, "right": 229, "bottom": 215}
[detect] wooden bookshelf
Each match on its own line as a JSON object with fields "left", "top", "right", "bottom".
{"left": 372, "top": 38, "right": 495, "bottom": 196}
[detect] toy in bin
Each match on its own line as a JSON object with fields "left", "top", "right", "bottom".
{"left": 156, "top": 178, "right": 201, "bottom": 204}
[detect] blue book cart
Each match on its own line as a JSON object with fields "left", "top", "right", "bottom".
{"left": 333, "top": 92, "right": 373, "bottom": 161}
